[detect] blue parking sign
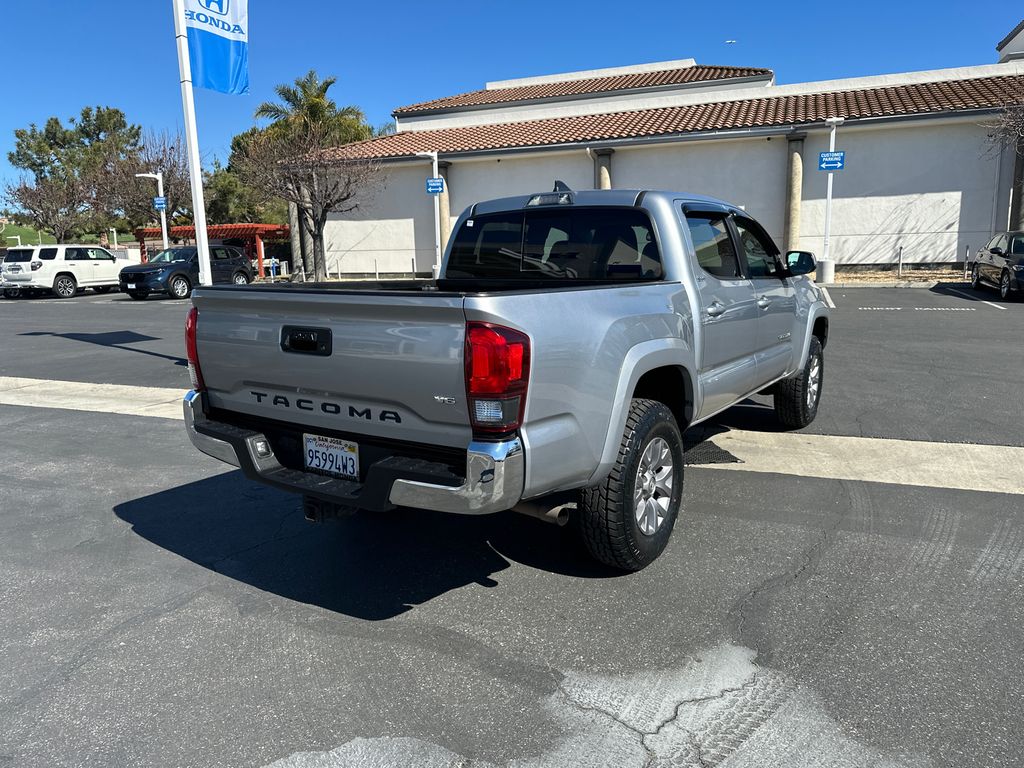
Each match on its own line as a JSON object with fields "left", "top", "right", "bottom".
{"left": 818, "top": 151, "right": 845, "bottom": 171}
{"left": 426, "top": 177, "right": 444, "bottom": 194}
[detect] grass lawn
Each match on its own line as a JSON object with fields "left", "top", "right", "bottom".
{"left": 1, "top": 222, "right": 55, "bottom": 246}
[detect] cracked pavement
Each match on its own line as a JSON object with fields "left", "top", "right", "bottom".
{"left": 1, "top": 287, "right": 1023, "bottom": 767}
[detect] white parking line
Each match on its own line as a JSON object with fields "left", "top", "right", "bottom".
{"left": 944, "top": 287, "right": 1006, "bottom": 310}
{"left": 1, "top": 376, "right": 1021, "bottom": 496}
{"left": 703, "top": 429, "right": 1023, "bottom": 496}
{"left": 820, "top": 287, "right": 836, "bottom": 309}
{"left": 0, "top": 376, "right": 182, "bottom": 420}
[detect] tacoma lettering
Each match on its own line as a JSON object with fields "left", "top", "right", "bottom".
{"left": 247, "top": 391, "right": 402, "bottom": 424}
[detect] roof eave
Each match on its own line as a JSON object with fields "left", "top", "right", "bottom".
{"left": 391, "top": 73, "right": 774, "bottom": 119}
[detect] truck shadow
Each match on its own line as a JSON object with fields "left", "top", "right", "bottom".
{"left": 20, "top": 330, "right": 187, "bottom": 366}
{"left": 113, "top": 471, "right": 617, "bottom": 621}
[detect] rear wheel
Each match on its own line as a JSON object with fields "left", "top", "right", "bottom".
{"left": 577, "top": 398, "right": 684, "bottom": 571}
{"left": 127, "top": 290, "right": 149, "bottom": 301}
{"left": 53, "top": 274, "right": 77, "bottom": 299}
{"left": 169, "top": 275, "right": 192, "bottom": 299}
{"left": 774, "top": 336, "right": 823, "bottom": 429}
{"left": 2, "top": 287, "right": 21, "bottom": 299}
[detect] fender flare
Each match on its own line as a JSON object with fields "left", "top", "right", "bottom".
{"left": 588, "top": 338, "right": 695, "bottom": 485}
{"left": 797, "top": 303, "right": 830, "bottom": 369}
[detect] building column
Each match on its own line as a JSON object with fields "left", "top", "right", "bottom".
{"left": 288, "top": 202, "right": 302, "bottom": 274}
{"left": 438, "top": 161, "right": 452, "bottom": 255}
{"left": 1010, "top": 143, "right": 1024, "bottom": 231}
{"left": 783, "top": 132, "right": 805, "bottom": 253}
{"left": 593, "top": 148, "right": 614, "bottom": 189}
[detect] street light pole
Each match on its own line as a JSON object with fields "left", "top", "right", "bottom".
{"left": 135, "top": 171, "right": 169, "bottom": 251}
{"left": 415, "top": 151, "right": 441, "bottom": 276}
{"left": 822, "top": 117, "right": 844, "bottom": 263}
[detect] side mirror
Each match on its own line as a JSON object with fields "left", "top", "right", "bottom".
{"left": 786, "top": 250, "right": 816, "bottom": 276}
{"left": 991, "top": 247, "right": 1004, "bottom": 256}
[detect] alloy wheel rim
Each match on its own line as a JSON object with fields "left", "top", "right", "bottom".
{"left": 633, "top": 437, "right": 673, "bottom": 536}
{"left": 807, "top": 354, "right": 821, "bottom": 408}
{"left": 57, "top": 278, "right": 74, "bottom": 297}
{"left": 172, "top": 278, "right": 188, "bottom": 297}
{"left": 1001, "top": 274, "right": 1009, "bottom": 298}
{"left": 233, "top": 273, "right": 247, "bottom": 284}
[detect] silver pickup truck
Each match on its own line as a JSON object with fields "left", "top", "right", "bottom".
{"left": 183, "top": 188, "right": 831, "bottom": 570}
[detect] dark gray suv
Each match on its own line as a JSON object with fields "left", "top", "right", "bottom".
{"left": 118, "top": 246, "right": 253, "bottom": 300}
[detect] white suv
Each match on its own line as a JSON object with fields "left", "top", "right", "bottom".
{"left": 2, "top": 245, "right": 122, "bottom": 298}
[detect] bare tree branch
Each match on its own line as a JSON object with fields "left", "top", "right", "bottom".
{"left": 233, "top": 125, "right": 382, "bottom": 281}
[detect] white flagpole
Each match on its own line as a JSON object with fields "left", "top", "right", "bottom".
{"left": 172, "top": 0, "right": 213, "bottom": 286}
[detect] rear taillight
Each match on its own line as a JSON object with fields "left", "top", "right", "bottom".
{"left": 465, "top": 322, "right": 530, "bottom": 435}
{"left": 30, "top": 261, "right": 42, "bottom": 271}
{"left": 185, "top": 306, "right": 204, "bottom": 391}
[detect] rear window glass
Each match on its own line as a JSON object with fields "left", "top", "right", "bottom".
{"left": 5, "top": 249, "right": 33, "bottom": 262}
{"left": 446, "top": 207, "right": 661, "bottom": 281}
{"left": 39, "top": 248, "right": 58, "bottom": 260}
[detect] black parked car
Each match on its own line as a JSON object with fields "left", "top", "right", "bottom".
{"left": 119, "top": 245, "right": 253, "bottom": 300}
{"left": 971, "top": 231, "right": 1024, "bottom": 301}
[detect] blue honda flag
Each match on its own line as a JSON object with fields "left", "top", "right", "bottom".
{"left": 183, "top": 0, "right": 249, "bottom": 95}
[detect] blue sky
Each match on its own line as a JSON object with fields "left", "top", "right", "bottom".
{"left": 2, "top": 1, "right": 1021, "bottom": 187}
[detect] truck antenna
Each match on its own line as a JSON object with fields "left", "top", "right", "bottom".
{"left": 552, "top": 180, "right": 573, "bottom": 193}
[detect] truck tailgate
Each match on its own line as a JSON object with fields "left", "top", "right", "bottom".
{"left": 191, "top": 288, "right": 471, "bottom": 448}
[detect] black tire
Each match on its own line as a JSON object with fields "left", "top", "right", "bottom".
{"left": 231, "top": 271, "right": 250, "bottom": 285}
{"left": 971, "top": 264, "right": 982, "bottom": 290}
{"left": 169, "top": 274, "right": 192, "bottom": 299}
{"left": 2, "top": 287, "right": 21, "bottom": 299}
{"left": 53, "top": 274, "right": 77, "bottom": 299}
{"left": 775, "top": 336, "right": 824, "bottom": 429}
{"left": 577, "top": 398, "right": 684, "bottom": 571}
{"left": 127, "top": 290, "right": 149, "bottom": 301}
{"left": 92, "top": 285, "right": 112, "bottom": 294}
{"left": 1000, "top": 270, "right": 1016, "bottom": 302}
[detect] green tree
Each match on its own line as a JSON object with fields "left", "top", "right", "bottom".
{"left": 239, "top": 70, "right": 378, "bottom": 280}
{"left": 205, "top": 160, "right": 286, "bottom": 225}
{"left": 5, "top": 106, "right": 143, "bottom": 241}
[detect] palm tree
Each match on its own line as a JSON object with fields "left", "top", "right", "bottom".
{"left": 250, "top": 70, "right": 375, "bottom": 281}
{"left": 255, "top": 70, "right": 371, "bottom": 144}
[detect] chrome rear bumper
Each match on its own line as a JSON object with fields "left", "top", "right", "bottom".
{"left": 183, "top": 390, "right": 524, "bottom": 515}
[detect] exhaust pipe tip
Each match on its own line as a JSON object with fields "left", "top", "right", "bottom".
{"left": 512, "top": 498, "right": 575, "bottom": 527}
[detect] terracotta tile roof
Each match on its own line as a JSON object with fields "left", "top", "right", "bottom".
{"left": 332, "top": 75, "right": 1024, "bottom": 162}
{"left": 393, "top": 65, "right": 773, "bottom": 115}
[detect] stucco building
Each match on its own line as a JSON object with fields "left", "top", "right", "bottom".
{"left": 320, "top": 23, "right": 1024, "bottom": 275}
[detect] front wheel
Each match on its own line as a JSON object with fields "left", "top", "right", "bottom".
{"left": 971, "top": 264, "right": 982, "bottom": 290}
{"left": 775, "top": 336, "right": 824, "bottom": 429}
{"left": 127, "top": 290, "right": 149, "bottom": 301}
{"left": 169, "top": 275, "right": 192, "bottom": 299}
{"left": 576, "top": 398, "right": 684, "bottom": 571}
{"left": 53, "top": 274, "right": 77, "bottom": 299}
{"left": 1000, "top": 271, "right": 1016, "bottom": 301}
{"left": 232, "top": 271, "right": 250, "bottom": 285}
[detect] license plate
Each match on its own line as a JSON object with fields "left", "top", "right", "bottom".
{"left": 126, "top": 283, "right": 136, "bottom": 289}
{"left": 303, "top": 434, "right": 359, "bottom": 479}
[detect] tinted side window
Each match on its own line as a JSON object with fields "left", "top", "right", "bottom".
{"left": 685, "top": 212, "right": 739, "bottom": 279}
{"left": 87, "top": 248, "right": 112, "bottom": 261}
{"left": 733, "top": 218, "right": 780, "bottom": 278}
{"left": 65, "top": 248, "right": 88, "bottom": 261}
{"left": 39, "top": 248, "right": 58, "bottom": 261}
{"left": 1010, "top": 234, "right": 1024, "bottom": 255}
{"left": 994, "top": 235, "right": 1009, "bottom": 252}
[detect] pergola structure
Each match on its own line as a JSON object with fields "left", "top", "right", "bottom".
{"left": 133, "top": 223, "right": 290, "bottom": 278}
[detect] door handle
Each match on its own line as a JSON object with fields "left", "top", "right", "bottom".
{"left": 706, "top": 301, "right": 726, "bottom": 318}
{"left": 757, "top": 296, "right": 772, "bottom": 309}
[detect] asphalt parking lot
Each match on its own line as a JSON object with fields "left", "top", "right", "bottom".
{"left": 1, "top": 284, "right": 1021, "bottom": 768}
